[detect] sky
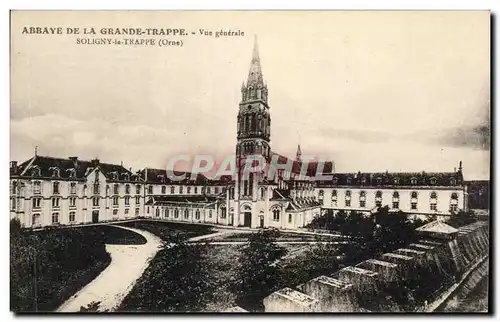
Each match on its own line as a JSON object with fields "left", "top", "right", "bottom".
{"left": 10, "top": 11, "right": 490, "bottom": 179}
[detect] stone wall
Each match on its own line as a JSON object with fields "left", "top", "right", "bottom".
{"left": 263, "top": 221, "right": 489, "bottom": 312}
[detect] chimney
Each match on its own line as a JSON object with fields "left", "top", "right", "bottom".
{"left": 69, "top": 156, "right": 78, "bottom": 168}
{"left": 10, "top": 161, "right": 18, "bottom": 173}
{"left": 91, "top": 158, "right": 100, "bottom": 167}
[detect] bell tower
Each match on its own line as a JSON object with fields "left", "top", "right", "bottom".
{"left": 234, "top": 36, "right": 271, "bottom": 227}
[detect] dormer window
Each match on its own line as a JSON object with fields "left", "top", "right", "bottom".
{"left": 361, "top": 177, "right": 367, "bottom": 185}
{"left": 346, "top": 177, "right": 352, "bottom": 185}
{"left": 393, "top": 177, "right": 399, "bottom": 184}
{"left": 50, "top": 167, "right": 60, "bottom": 178}
{"left": 450, "top": 178, "right": 456, "bottom": 186}
{"left": 31, "top": 167, "right": 41, "bottom": 177}
{"left": 113, "top": 172, "right": 119, "bottom": 181}
{"left": 410, "top": 177, "right": 417, "bottom": 185}
{"left": 123, "top": 173, "right": 130, "bottom": 181}
{"left": 68, "top": 168, "right": 76, "bottom": 179}
{"left": 376, "top": 177, "right": 382, "bottom": 185}
{"left": 333, "top": 177, "right": 338, "bottom": 185}
{"left": 430, "top": 177, "right": 437, "bottom": 185}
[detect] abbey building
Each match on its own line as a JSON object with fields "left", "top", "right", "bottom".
{"left": 9, "top": 38, "right": 468, "bottom": 229}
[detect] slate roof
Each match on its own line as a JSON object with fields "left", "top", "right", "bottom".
{"left": 10, "top": 155, "right": 136, "bottom": 182}
{"left": 316, "top": 171, "right": 463, "bottom": 187}
{"left": 145, "top": 195, "right": 219, "bottom": 205}
{"left": 138, "top": 168, "right": 232, "bottom": 186}
{"left": 268, "top": 151, "right": 333, "bottom": 177}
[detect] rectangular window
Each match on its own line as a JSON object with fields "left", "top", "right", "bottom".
{"left": 70, "top": 182, "right": 76, "bottom": 194}
{"left": 450, "top": 204, "right": 458, "bottom": 212}
{"left": 332, "top": 200, "right": 337, "bottom": 207}
{"left": 179, "top": 186, "right": 184, "bottom": 194}
{"left": 288, "top": 214, "right": 292, "bottom": 223}
{"left": 113, "top": 196, "right": 119, "bottom": 206}
{"left": 273, "top": 211, "right": 280, "bottom": 221}
{"left": 53, "top": 182, "right": 60, "bottom": 195}
{"left": 136, "top": 185, "right": 141, "bottom": 194}
{"left": 375, "top": 200, "right": 382, "bottom": 207}
{"left": 52, "top": 212, "right": 59, "bottom": 224}
{"left": 33, "top": 181, "right": 41, "bottom": 194}
{"left": 93, "top": 197, "right": 99, "bottom": 207}
{"left": 93, "top": 184, "right": 100, "bottom": 195}
{"left": 162, "top": 186, "right": 166, "bottom": 194}
{"left": 360, "top": 200, "right": 366, "bottom": 208}
{"left": 69, "top": 211, "right": 75, "bottom": 222}
{"left": 187, "top": 187, "right": 191, "bottom": 194}
{"left": 430, "top": 204, "right": 437, "bottom": 211}
{"left": 345, "top": 200, "right": 351, "bottom": 207}
{"left": 411, "top": 202, "right": 418, "bottom": 210}
{"left": 135, "top": 208, "right": 140, "bottom": 216}
{"left": 125, "top": 196, "right": 130, "bottom": 205}
{"left": 206, "top": 187, "right": 211, "bottom": 194}
{"left": 135, "top": 196, "right": 140, "bottom": 205}
{"left": 114, "top": 184, "right": 119, "bottom": 195}
{"left": 11, "top": 198, "right": 16, "bottom": 211}
{"left": 170, "top": 186, "right": 175, "bottom": 194}
{"left": 215, "top": 187, "right": 219, "bottom": 194}
{"left": 69, "top": 197, "right": 76, "bottom": 207}
{"left": 194, "top": 187, "right": 198, "bottom": 194}
{"left": 52, "top": 198, "right": 60, "bottom": 208}
{"left": 392, "top": 202, "right": 399, "bottom": 209}
{"left": 32, "top": 197, "right": 41, "bottom": 209}
{"left": 125, "top": 185, "right": 130, "bottom": 194}
{"left": 32, "top": 214, "right": 40, "bottom": 226}
{"left": 125, "top": 208, "right": 129, "bottom": 215}
{"left": 148, "top": 185, "right": 153, "bottom": 194}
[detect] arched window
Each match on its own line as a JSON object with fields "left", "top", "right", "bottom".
{"left": 170, "top": 186, "right": 175, "bottom": 194}
{"left": 125, "top": 184, "right": 130, "bottom": 194}
{"left": 220, "top": 206, "right": 227, "bottom": 219}
{"left": 165, "top": 208, "right": 169, "bottom": 218}
{"left": 346, "top": 177, "right": 352, "bottom": 185}
{"left": 184, "top": 208, "right": 189, "bottom": 219}
{"left": 114, "top": 184, "right": 119, "bottom": 195}
{"left": 136, "top": 185, "right": 141, "bottom": 194}
{"left": 195, "top": 209, "right": 201, "bottom": 220}
{"left": 359, "top": 191, "right": 366, "bottom": 208}
{"left": 430, "top": 177, "right": 437, "bottom": 185}
{"left": 450, "top": 193, "right": 459, "bottom": 213}
{"left": 260, "top": 187, "right": 265, "bottom": 200}
{"left": 430, "top": 191, "right": 438, "bottom": 211}
{"left": 430, "top": 191, "right": 438, "bottom": 199}
{"left": 450, "top": 178, "right": 457, "bottom": 185}
{"left": 31, "top": 166, "right": 41, "bottom": 177}
{"left": 411, "top": 191, "right": 418, "bottom": 199}
{"left": 318, "top": 190, "right": 324, "bottom": 197}
{"left": 155, "top": 208, "right": 160, "bottom": 217}
{"left": 345, "top": 190, "right": 351, "bottom": 197}
{"left": 392, "top": 191, "right": 400, "bottom": 209}
{"left": 375, "top": 190, "right": 383, "bottom": 207}
{"left": 331, "top": 189, "right": 338, "bottom": 206}
{"left": 410, "top": 177, "right": 417, "bottom": 185}
{"left": 272, "top": 208, "right": 280, "bottom": 221}
{"left": 376, "top": 177, "right": 382, "bottom": 185}
{"left": 174, "top": 208, "right": 179, "bottom": 218}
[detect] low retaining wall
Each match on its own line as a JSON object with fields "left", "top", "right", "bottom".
{"left": 263, "top": 221, "right": 489, "bottom": 312}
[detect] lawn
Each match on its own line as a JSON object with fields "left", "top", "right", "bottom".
{"left": 115, "top": 220, "right": 217, "bottom": 242}
{"left": 10, "top": 222, "right": 147, "bottom": 312}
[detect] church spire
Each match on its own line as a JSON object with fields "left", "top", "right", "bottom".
{"left": 296, "top": 144, "right": 302, "bottom": 162}
{"left": 247, "top": 35, "right": 264, "bottom": 87}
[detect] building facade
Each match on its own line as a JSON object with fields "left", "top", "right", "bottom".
{"left": 9, "top": 39, "right": 468, "bottom": 229}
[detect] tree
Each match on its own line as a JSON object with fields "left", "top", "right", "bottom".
{"left": 234, "top": 229, "right": 287, "bottom": 311}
